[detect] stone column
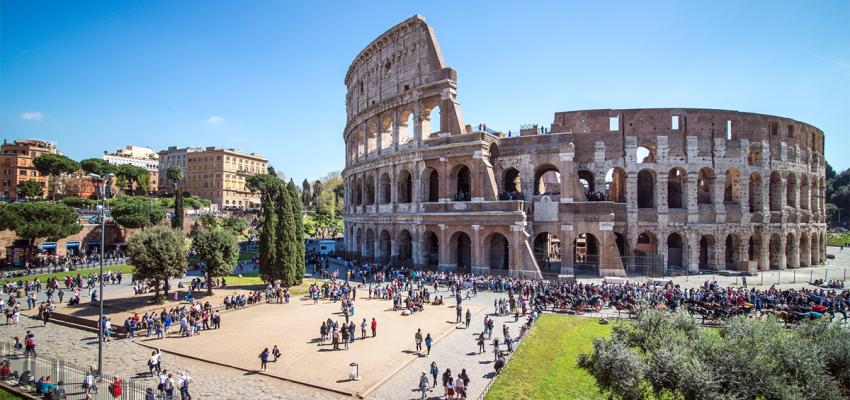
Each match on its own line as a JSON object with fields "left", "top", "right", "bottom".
{"left": 439, "top": 158, "right": 450, "bottom": 202}
{"left": 687, "top": 173, "right": 699, "bottom": 223}
{"left": 559, "top": 150, "right": 575, "bottom": 203}
{"left": 390, "top": 239, "right": 399, "bottom": 261}
{"left": 714, "top": 173, "right": 726, "bottom": 223}
{"left": 413, "top": 101, "right": 423, "bottom": 147}
{"left": 471, "top": 225, "right": 485, "bottom": 274}
{"left": 376, "top": 116, "right": 383, "bottom": 155}
{"left": 510, "top": 224, "right": 523, "bottom": 271}
{"left": 560, "top": 224, "right": 575, "bottom": 275}
{"left": 759, "top": 232, "right": 769, "bottom": 271}
{"left": 740, "top": 175, "right": 750, "bottom": 223}
{"left": 438, "top": 224, "right": 450, "bottom": 270}
{"left": 392, "top": 109, "right": 400, "bottom": 151}
{"left": 715, "top": 234, "right": 726, "bottom": 271}
{"left": 363, "top": 119, "right": 371, "bottom": 158}
{"left": 657, "top": 174, "right": 669, "bottom": 225}
{"left": 688, "top": 232, "right": 701, "bottom": 273}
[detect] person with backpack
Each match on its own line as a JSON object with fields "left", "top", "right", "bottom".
{"left": 259, "top": 348, "right": 269, "bottom": 371}
{"left": 178, "top": 371, "right": 191, "bottom": 400}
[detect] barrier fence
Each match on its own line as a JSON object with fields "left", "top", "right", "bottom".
{"left": 3, "top": 258, "right": 128, "bottom": 279}
{"left": 0, "top": 341, "right": 151, "bottom": 399}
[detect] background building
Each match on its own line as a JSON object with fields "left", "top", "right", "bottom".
{"left": 158, "top": 146, "right": 203, "bottom": 192}
{"left": 183, "top": 147, "right": 267, "bottom": 210}
{"left": 103, "top": 145, "right": 160, "bottom": 192}
{"left": 0, "top": 139, "right": 60, "bottom": 200}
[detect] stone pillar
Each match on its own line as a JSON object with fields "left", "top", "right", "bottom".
{"left": 412, "top": 226, "right": 421, "bottom": 266}
{"left": 714, "top": 173, "right": 726, "bottom": 223}
{"left": 354, "top": 127, "right": 361, "bottom": 162}
{"left": 688, "top": 232, "right": 701, "bottom": 273}
{"left": 560, "top": 224, "right": 575, "bottom": 275}
{"left": 471, "top": 225, "right": 485, "bottom": 274}
{"left": 559, "top": 150, "right": 575, "bottom": 203}
{"left": 626, "top": 173, "right": 638, "bottom": 213}
{"left": 439, "top": 158, "right": 450, "bottom": 202}
{"left": 658, "top": 231, "right": 669, "bottom": 271}
{"left": 759, "top": 232, "right": 769, "bottom": 271}
{"left": 777, "top": 233, "right": 787, "bottom": 270}
{"left": 740, "top": 175, "right": 750, "bottom": 223}
{"left": 376, "top": 116, "right": 383, "bottom": 155}
{"left": 390, "top": 239, "right": 399, "bottom": 260}
{"left": 657, "top": 174, "right": 669, "bottom": 225}
{"left": 363, "top": 119, "right": 371, "bottom": 158}
{"left": 438, "top": 224, "right": 450, "bottom": 270}
{"left": 789, "top": 233, "right": 799, "bottom": 269}
{"left": 413, "top": 101, "right": 423, "bottom": 147}
{"left": 715, "top": 234, "right": 726, "bottom": 271}
{"left": 392, "top": 109, "right": 400, "bottom": 151}
{"left": 510, "top": 224, "right": 523, "bottom": 271}
{"left": 687, "top": 173, "right": 699, "bottom": 223}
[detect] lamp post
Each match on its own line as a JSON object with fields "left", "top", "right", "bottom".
{"left": 89, "top": 172, "right": 113, "bottom": 378}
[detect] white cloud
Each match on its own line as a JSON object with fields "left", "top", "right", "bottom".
{"left": 206, "top": 115, "right": 224, "bottom": 125}
{"left": 21, "top": 112, "right": 43, "bottom": 121}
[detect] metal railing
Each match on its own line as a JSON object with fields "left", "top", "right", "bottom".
{"left": 0, "top": 341, "right": 151, "bottom": 399}
{"left": 3, "top": 258, "right": 127, "bottom": 279}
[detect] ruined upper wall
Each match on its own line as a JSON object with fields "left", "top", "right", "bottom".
{"left": 551, "top": 108, "right": 824, "bottom": 155}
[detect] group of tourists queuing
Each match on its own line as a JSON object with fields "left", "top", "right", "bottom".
{"left": 0, "top": 250, "right": 125, "bottom": 272}
{"left": 116, "top": 301, "right": 223, "bottom": 340}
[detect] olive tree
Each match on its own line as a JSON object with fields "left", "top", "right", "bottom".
{"left": 126, "top": 226, "right": 188, "bottom": 301}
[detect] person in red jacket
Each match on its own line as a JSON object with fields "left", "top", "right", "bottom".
{"left": 370, "top": 317, "right": 377, "bottom": 337}
{"left": 110, "top": 376, "right": 122, "bottom": 398}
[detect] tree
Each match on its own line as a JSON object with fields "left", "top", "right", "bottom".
{"left": 247, "top": 173, "right": 283, "bottom": 283}
{"left": 166, "top": 166, "right": 185, "bottom": 229}
{"left": 192, "top": 229, "right": 239, "bottom": 295}
{"left": 274, "top": 180, "right": 296, "bottom": 285}
{"left": 110, "top": 195, "right": 165, "bottom": 229}
{"left": 33, "top": 154, "right": 80, "bottom": 200}
{"left": 115, "top": 164, "right": 151, "bottom": 195}
{"left": 312, "top": 180, "right": 324, "bottom": 205}
{"left": 126, "top": 226, "right": 188, "bottom": 301}
{"left": 80, "top": 158, "right": 116, "bottom": 176}
{"left": 287, "top": 180, "right": 306, "bottom": 284}
{"left": 17, "top": 180, "right": 44, "bottom": 200}
{"left": 301, "top": 179, "right": 312, "bottom": 207}
{"left": 0, "top": 201, "right": 82, "bottom": 269}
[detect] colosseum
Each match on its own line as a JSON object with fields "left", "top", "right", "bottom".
{"left": 341, "top": 16, "right": 827, "bottom": 278}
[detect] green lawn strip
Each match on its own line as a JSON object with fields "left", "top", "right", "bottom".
{"left": 0, "top": 387, "right": 24, "bottom": 400}
{"left": 237, "top": 251, "right": 257, "bottom": 261}
{"left": 827, "top": 232, "right": 850, "bottom": 246}
{"left": 2, "top": 264, "right": 134, "bottom": 285}
{"left": 485, "top": 314, "right": 612, "bottom": 400}
{"left": 225, "top": 274, "right": 321, "bottom": 296}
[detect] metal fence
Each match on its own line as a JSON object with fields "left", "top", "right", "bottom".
{"left": 0, "top": 341, "right": 151, "bottom": 399}
{"left": 3, "top": 258, "right": 127, "bottom": 279}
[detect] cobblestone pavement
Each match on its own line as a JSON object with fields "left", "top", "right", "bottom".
{"left": 0, "top": 320, "right": 345, "bottom": 399}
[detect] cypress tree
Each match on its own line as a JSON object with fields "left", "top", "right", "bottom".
{"left": 275, "top": 183, "right": 296, "bottom": 286}
{"left": 287, "top": 180, "right": 306, "bottom": 284}
{"left": 172, "top": 190, "right": 184, "bottom": 229}
{"left": 258, "top": 187, "right": 278, "bottom": 283}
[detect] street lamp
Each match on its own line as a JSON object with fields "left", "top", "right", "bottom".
{"left": 89, "top": 172, "right": 113, "bottom": 378}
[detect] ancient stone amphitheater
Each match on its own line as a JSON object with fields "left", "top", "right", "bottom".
{"left": 342, "top": 16, "right": 827, "bottom": 278}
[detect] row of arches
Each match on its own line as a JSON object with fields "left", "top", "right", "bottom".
{"left": 347, "top": 103, "right": 444, "bottom": 164}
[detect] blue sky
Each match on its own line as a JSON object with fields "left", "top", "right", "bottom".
{"left": 2, "top": 1, "right": 848, "bottom": 183}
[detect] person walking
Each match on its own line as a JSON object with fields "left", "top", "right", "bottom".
{"left": 493, "top": 338, "right": 500, "bottom": 361}
{"left": 477, "top": 332, "right": 486, "bottom": 354}
{"left": 429, "top": 361, "right": 439, "bottom": 388}
{"left": 342, "top": 327, "right": 349, "bottom": 350}
{"left": 456, "top": 306, "right": 462, "bottom": 323}
{"left": 259, "top": 348, "right": 269, "bottom": 371}
{"left": 332, "top": 329, "right": 340, "bottom": 350}
{"left": 424, "top": 333, "right": 433, "bottom": 355}
{"left": 465, "top": 309, "right": 472, "bottom": 328}
{"left": 418, "top": 372, "right": 430, "bottom": 400}
{"left": 415, "top": 329, "right": 423, "bottom": 354}
{"left": 371, "top": 317, "right": 377, "bottom": 337}
{"left": 178, "top": 371, "right": 191, "bottom": 400}
{"left": 360, "top": 318, "right": 367, "bottom": 340}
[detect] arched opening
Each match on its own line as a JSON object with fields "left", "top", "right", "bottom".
{"left": 422, "top": 168, "right": 440, "bottom": 202}
{"left": 574, "top": 233, "right": 600, "bottom": 276}
{"left": 397, "top": 170, "right": 412, "bottom": 203}
{"left": 453, "top": 165, "right": 471, "bottom": 202}
{"left": 365, "top": 175, "right": 375, "bottom": 205}
{"left": 786, "top": 173, "right": 797, "bottom": 208}
{"left": 398, "top": 230, "right": 413, "bottom": 264}
{"left": 799, "top": 233, "right": 810, "bottom": 268}
{"left": 605, "top": 168, "right": 626, "bottom": 203}
{"left": 800, "top": 175, "right": 810, "bottom": 210}
{"left": 379, "top": 114, "right": 393, "bottom": 152}
{"left": 398, "top": 110, "right": 413, "bottom": 145}
{"left": 749, "top": 172, "right": 762, "bottom": 212}
{"left": 748, "top": 234, "right": 762, "bottom": 269}
{"left": 450, "top": 231, "right": 472, "bottom": 272}
{"left": 533, "top": 232, "right": 561, "bottom": 273}
{"left": 636, "top": 146, "right": 655, "bottom": 164}
{"left": 534, "top": 165, "right": 561, "bottom": 196}
{"left": 811, "top": 233, "right": 819, "bottom": 266}
{"left": 769, "top": 233, "right": 782, "bottom": 270}
{"left": 667, "top": 167, "right": 686, "bottom": 209}
{"left": 724, "top": 168, "right": 740, "bottom": 204}
{"left": 428, "top": 105, "right": 441, "bottom": 135}
{"left": 355, "top": 227, "right": 363, "bottom": 256}
{"left": 699, "top": 235, "right": 717, "bottom": 271}
{"left": 503, "top": 168, "right": 522, "bottom": 196}
{"left": 578, "top": 170, "right": 595, "bottom": 192}
{"left": 785, "top": 232, "right": 797, "bottom": 268}
{"left": 748, "top": 146, "right": 762, "bottom": 166}
{"left": 725, "top": 234, "right": 741, "bottom": 270}
{"left": 667, "top": 233, "right": 684, "bottom": 269}
{"left": 364, "top": 229, "right": 375, "bottom": 260}
{"left": 769, "top": 172, "right": 782, "bottom": 211}
{"left": 637, "top": 169, "right": 655, "bottom": 208}
{"left": 636, "top": 232, "right": 657, "bottom": 257}
{"left": 355, "top": 178, "right": 364, "bottom": 206}
{"left": 422, "top": 231, "right": 439, "bottom": 268}
{"left": 697, "top": 168, "right": 715, "bottom": 204}
{"left": 379, "top": 173, "right": 391, "bottom": 205}
{"left": 378, "top": 230, "right": 391, "bottom": 262}
{"left": 487, "top": 233, "right": 510, "bottom": 270}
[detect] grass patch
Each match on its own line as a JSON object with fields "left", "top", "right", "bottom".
{"left": 225, "top": 274, "right": 321, "bottom": 296}
{"left": 827, "top": 232, "right": 850, "bottom": 247}
{"left": 2, "top": 264, "right": 134, "bottom": 285}
{"left": 237, "top": 251, "right": 257, "bottom": 261}
{"left": 486, "top": 314, "right": 612, "bottom": 400}
{"left": 0, "top": 388, "right": 23, "bottom": 400}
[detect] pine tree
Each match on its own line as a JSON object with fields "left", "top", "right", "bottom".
{"left": 287, "top": 180, "right": 306, "bottom": 284}
{"left": 172, "top": 190, "right": 184, "bottom": 229}
{"left": 247, "top": 174, "right": 283, "bottom": 283}
{"left": 275, "top": 184, "right": 296, "bottom": 286}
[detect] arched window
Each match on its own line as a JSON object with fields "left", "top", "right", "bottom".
{"left": 667, "top": 168, "right": 686, "bottom": 209}
{"left": 749, "top": 172, "right": 762, "bottom": 212}
{"left": 503, "top": 168, "right": 521, "bottom": 194}
{"left": 697, "top": 168, "right": 715, "bottom": 204}
{"left": 453, "top": 165, "right": 471, "bottom": 201}
{"left": 379, "top": 173, "right": 391, "bottom": 205}
{"left": 605, "top": 168, "right": 627, "bottom": 203}
{"left": 637, "top": 169, "right": 655, "bottom": 208}
{"left": 724, "top": 168, "right": 740, "bottom": 204}
{"left": 397, "top": 170, "right": 412, "bottom": 204}
{"left": 534, "top": 165, "right": 560, "bottom": 196}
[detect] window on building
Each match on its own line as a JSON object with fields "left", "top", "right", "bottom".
{"left": 726, "top": 120, "right": 732, "bottom": 140}
{"left": 671, "top": 115, "right": 680, "bottom": 130}
{"left": 609, "top": 116, "right": 619, "bottom": 132}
